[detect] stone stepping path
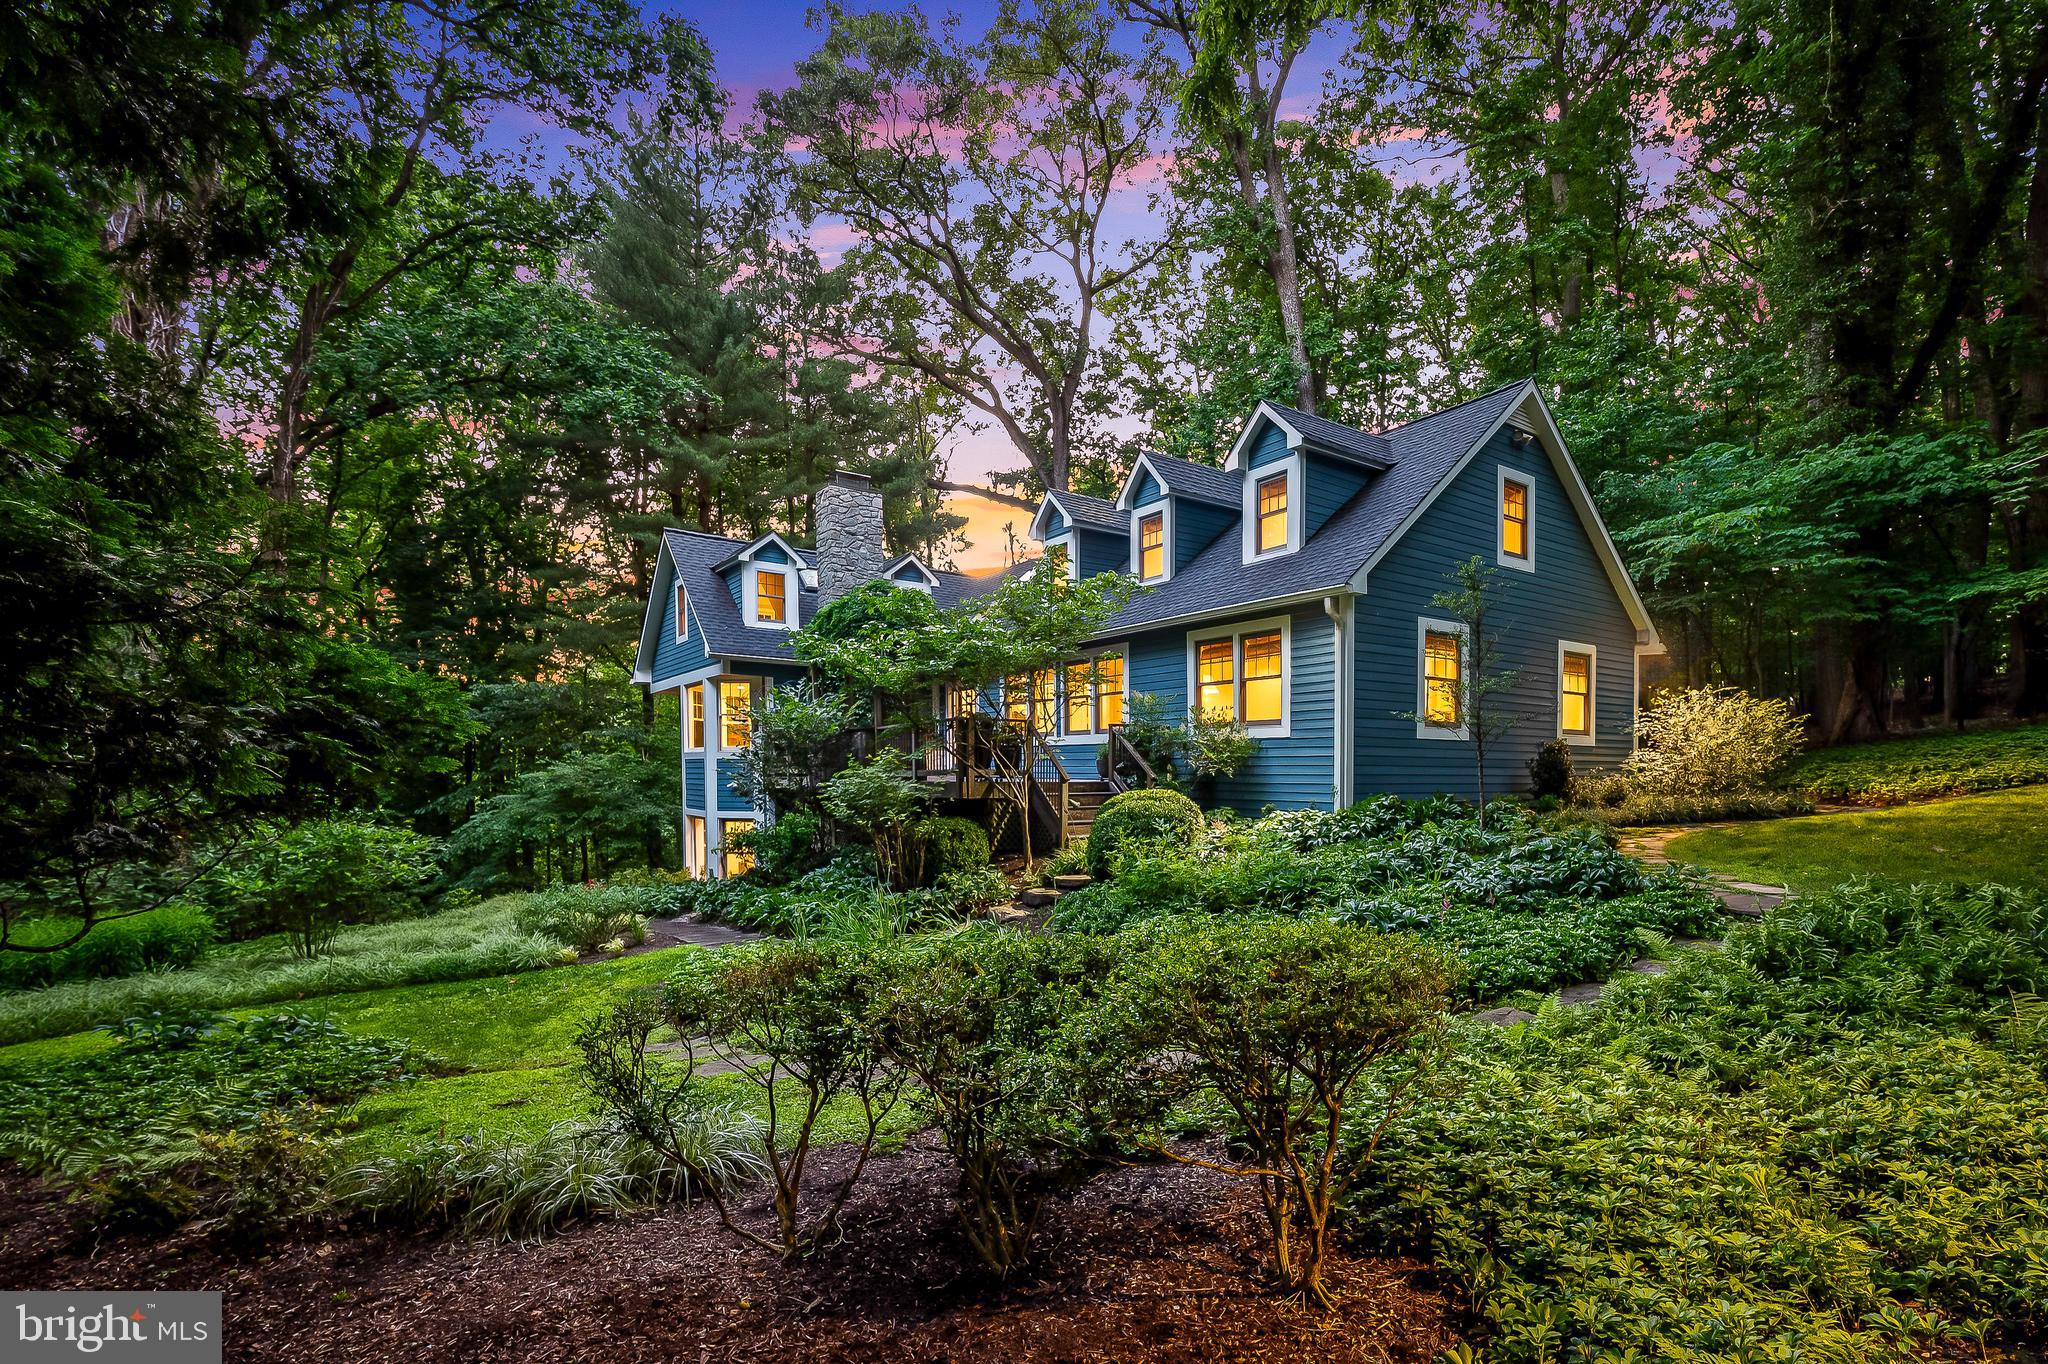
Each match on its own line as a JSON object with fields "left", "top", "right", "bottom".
{"left": 1476, "top": 825, "right": 1797, "bottom": 1025}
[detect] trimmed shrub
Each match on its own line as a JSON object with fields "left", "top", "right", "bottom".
{"left": 1624, "top": 686, "right": 1805, "bottom": 799}
{"left": 1527, "top": 739, "right": 1575, "bottom": 800}
{"left": 515, "top": 885, "right": 655, "bottom": 953}
{"left": 0, "top": 906, "right": 216, "bottom": 992}
{"left": 1084, "top": 788, "right": 1203, "bottom": 878}
{"left": 913, "top": 816, "right": 992, "bottom": 885}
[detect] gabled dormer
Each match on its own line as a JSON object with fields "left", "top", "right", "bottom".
{"left": 1029, "top": 489, "right": 1129, "bottom": 581}
{"left": 882, "top": 552, "right": 939, "bottom": 592}
{"left": 1224, "top": 402, "right": 1395, "bottom": 564}
{"left": 1115, "top": 452, "right": 1239, "bottom": 586}
{"left": 713, "top": 531, "right": 803, "bottom": 630}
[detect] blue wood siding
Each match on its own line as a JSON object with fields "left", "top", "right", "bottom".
{"left": 716, "top": 756, "right": 753, "bottom": 813}
{"left": 1074, "top": 527, "right": 1126, "bottom": 578}
{"left": 1043, "top": 505, "right": 1069, "bottom": 535}
{"left": 1246, "top": 425, "right": 1291, "bottom": 467}
{"left": 1352, "top": 428, "right": 1638, "bottom": 799}
{"left": 684, "top": 732, "right": 706, "bottom": 810}
{"left": 1120, "top": 604, "right": 1337, "bottom": 815}
{"left": 1304, "top": 455, "right": 1369, "bottom": 538}
{"left": 1132, "top": 470, "right": 1163, "bottom": 504}
{"left": 755, "top": 543, "right": 790, "bottom": 563}
{"left": 651, "top": 575, "right": 710, "bottom": 682}
{"left": 1175, "top": 500, "right": 1236, "bottom": 573}
{"left": 723, "top": 568, "right": 742, "bottom": 608}
{"left": 889, "top": 562, "right": 926, "bottom": 582}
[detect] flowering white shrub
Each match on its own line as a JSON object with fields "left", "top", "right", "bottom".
{"left": 1621, "top": 687, "right": 1806, "bottom": 798}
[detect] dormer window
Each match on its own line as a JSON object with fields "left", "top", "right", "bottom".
{"left": 1498, "top": 466, "right": 1534, "bottom": 571}
{"left": 757, "top": 568, "right": 788, "bottom": 623}
{"left": 1255, "top": 474, "right": 1288, "bottom": 553}
{"left": 1138, "top": 510, "right": 1165, "bottom": 581}
{"left": 1240, "top": 453, "right": 1302, "bottom": 562}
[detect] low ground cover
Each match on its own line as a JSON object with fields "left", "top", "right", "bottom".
{"left": 1785, "top": 720, "right": 2048, "bottom": 804}
{"left": 0, "top": 895, "right": 561, "bottom": 1046}
{"left": 1053, "top": 796, "right": 1723, "bottom": 1001}
{"left": 1665, "top": 785, "right": 2048, "bottom": 891}
{"left": 1345, "top": 882, "right": 2048, "bottom": 1361}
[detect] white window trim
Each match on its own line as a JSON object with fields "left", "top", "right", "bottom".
{"left": 715, "top": 674, "right": 762, "bottom": 754}
{"left": 1058, "top": 644, "right": 1130, "bottom": 737}
{"left": 683, "top": 680, "right": 706, "bottom": 752}
{"left": 1415, "top": 616, "right": 1470, "bottom": 741}
{"left": 1497, "top": 464, "right": 1536, "bottom": 572}
{"left": 1185, "top": 614, "right": 1293, "bottom": 738}
{"left": 744, "top": 564, "right": 797, "bottom": 630}
{"left": 1131, "top": 499, "right": 1174, "bottom": 585}
{"left": 1044, "top": 531, "right": 1080, "bottom": 582}
{"left": 1241, "top": 452, "right": 1304, "bottom": 563}
{"left": 673, "top": 583, "right": 689, "bottom": 643}
{"left": 1557, "top": 639, "right": 1598, "bottom": 746}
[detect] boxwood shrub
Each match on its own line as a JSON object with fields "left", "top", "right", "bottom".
{"left": 1084, "top": 788, "right": 1203, "bottom": 878}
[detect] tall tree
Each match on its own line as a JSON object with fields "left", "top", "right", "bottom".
{"left": 762, "top": 0, "right": 1173, "bottom": 497}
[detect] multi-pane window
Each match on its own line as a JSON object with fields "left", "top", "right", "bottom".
{"left": 1096, "top": 653, "right": 1125, "bottom": 728}
{"left": 721, "top": 677, "right": 755, "bottom": 749}
{"left": 686, "top": 816, "right": 707, "bottom": 879}
{"left": 1423, "top": 630, "right": 1462, "bottom": 726}
{"left": 1501, "top": 479, "right": 1530, "bottom": 560}
{"left": 1138, "top": 512, "right": 1164, "bottom": 580}
{"left": 721, "top": 819, "right": 756, "bottom": 878}
{"left": 757, "top": 568, "right": 788, "bottom": 623}
{"left": 1255, "top": 474, "right": 1289, "bottom": 553}
{"left": 1240, "top": 632, "right": 1283, "bottom": 724}
{"left": 1196, "top": 639, "right": 1236, "bottom": 720}
{"left": 674, "top": 583, "right": 688, "bottom": 641}
{"left": 1062, "top": 652, "right": 1125, "bottom": 734}
{"left": 685, "top": 683, "right": 705, "bottom": 750}
{"left": 1560, "top": 650, "right": 1592, "bottom": 736}
{"left": 1003, "top": 670, "right": 1057, "bottom": 731}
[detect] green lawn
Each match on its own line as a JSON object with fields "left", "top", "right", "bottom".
{"left": 1787, "top": 720, "right": 2048, "bottom": 803}
{"left": 1664, "top": 785, "right": 2048, "bottom": 891}
{"left": 0, "top": 894, "right": 561, "bottom": 1046}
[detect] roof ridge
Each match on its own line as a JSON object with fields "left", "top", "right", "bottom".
{"left": 1368, "top": 378, "right": 1531, "bottom": 438}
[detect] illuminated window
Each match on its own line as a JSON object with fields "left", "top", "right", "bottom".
{"left": 1255, "top": 474, "right": 1288, "bottom": 553}
{"left": 757, "top": 569, "right": 787, "bottom": 623}
{"left": 720, "top": 818, "right": 756, "bottom": 878}
{"left": 1197, "top": 639, "right": 1236, "bottom": 720}
{"left": 686, "top": 815, "right": 707, "bottom": 879}
{"left": 1501, "top": 478, "right": 1529, "bottom": 560}
{"left": 1060, "top": 653, "right": 1125, "bottom": 734}
{"left": 1560, "top": 649, "right": 1592, "bottom": 736}
{"left": 1240, "top": 632, "right": 1283, "bottom": 725}
{"left": 1097, "top": 653, "right": 1124, "bottom": 728}
{"left": 1424, "top": 631, "right": 1462, "bottom": 727}
{"left": 685, "top": 683, "right": 704, "bottom": 750}
{"left": 1139, "top": 512, "right": 1164, "bottom": 580}
{"left": 721, "top": 678, "right": 755, "bottom": 749}
{"left": 1032, "top": 669, "right": 1056, "bottom": 731}
{"left": 1005, "top": 675, "right": 1029, "bottom": 726}
{"left": 674, "top": 583, "right": 688, "bottom": 641}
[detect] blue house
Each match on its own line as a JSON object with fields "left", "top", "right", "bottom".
{"left": 636, "top": 381, "right": 1663, "bottom": 876}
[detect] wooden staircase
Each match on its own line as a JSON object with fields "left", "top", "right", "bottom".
{"left": 1063, "top": 779, "right": 1116, "bottom": 846}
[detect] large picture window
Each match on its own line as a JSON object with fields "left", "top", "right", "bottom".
{"left": 720, "top": 819, "right": 756, "bottom": 878}
{"left": 1188, "top": 618, "right": 1290, "bottom": 733}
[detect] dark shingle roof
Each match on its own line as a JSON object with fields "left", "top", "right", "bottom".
{"left": 1265, "top": 403, "right": 1395, "bottom": 467}
{"left": 1141, "top": 451, "right": 1240, "bottom": 508}
{"left": 1093, "top": 380, "right": 1530, "bottom": 635}
{"left": 663, "top": 530, "right": 1019, "bottom": 663}
{"left": 1046, "top": 488, "right": 1126, "bottom": 534}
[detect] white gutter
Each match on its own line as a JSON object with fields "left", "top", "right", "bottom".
{"left": 1324, "top": 592, "right": 1354, "bottom": 810}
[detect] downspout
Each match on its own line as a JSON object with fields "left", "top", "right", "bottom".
{"left": 1324, "top": 593, "right": 1352, "bottom": 810}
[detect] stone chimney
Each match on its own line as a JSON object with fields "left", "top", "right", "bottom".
{"left": 815, "top": 470, "right": 886, "bottom": 606}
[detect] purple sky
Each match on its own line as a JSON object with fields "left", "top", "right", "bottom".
{"left": 653, "top": 2, "right": 1364, "bottom": 569}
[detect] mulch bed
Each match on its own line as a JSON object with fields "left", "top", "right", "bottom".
{"left": 0, "top": 1138, "right": 1466, "bottom": 1362}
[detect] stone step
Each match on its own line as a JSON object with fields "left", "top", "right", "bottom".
{"left": 1052, "top": 874, "right": 1093, "bottom": 893}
